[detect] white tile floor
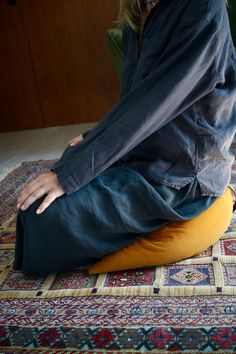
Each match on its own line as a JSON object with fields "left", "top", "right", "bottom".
{"left": 0, "top": 122, "right": 96, "bottom": 176}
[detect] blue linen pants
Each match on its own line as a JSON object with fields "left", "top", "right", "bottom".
{"left": 13, "top": 167, "right": 217, "bottom": 275}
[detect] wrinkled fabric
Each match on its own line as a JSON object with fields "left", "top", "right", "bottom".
{"left": 52, "top": 0, "right": 236, "bottom": 197}
{"left": 13, "top": 168, "right": 216, "bottom": 275}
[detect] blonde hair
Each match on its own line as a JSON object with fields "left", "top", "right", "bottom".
{"left": 114, "top": 0, "right": 231, "bottom": 33}
{"left": 114, "top": 0, "right": 142, "bottom": 33}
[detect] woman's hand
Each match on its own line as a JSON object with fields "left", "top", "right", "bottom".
{"left": 67, "top": 133, "right": 83, "bottom": 147}
{"left": 17, "top": 171, "right": 65, "bottom": 214}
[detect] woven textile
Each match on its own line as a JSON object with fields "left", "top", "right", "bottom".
{"left": 0, "top": 159, "right": 236, "bottom": 298}
{"left": 0, "top": 151, "right": 236, "bottom": 352}
{"left": 0, "top": 295, "right": 236, "bottom": 352}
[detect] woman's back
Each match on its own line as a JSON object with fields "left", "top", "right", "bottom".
{"left": 114, "top": 0, "right": 236, "bottom": 196}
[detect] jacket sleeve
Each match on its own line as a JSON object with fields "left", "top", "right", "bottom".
{"left": 52, "top": 16, "right": 224, "bottom": 195}
{"left": 82, "top": 130, "right": 91, "bottom": 139}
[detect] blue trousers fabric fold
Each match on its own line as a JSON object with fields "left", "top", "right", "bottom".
{"left": 13, "top": 167, "right": 217, "bottom": 275}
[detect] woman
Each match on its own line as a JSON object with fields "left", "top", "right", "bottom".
{"left": 14, "top": 0, "right": 236, "bottom": 275}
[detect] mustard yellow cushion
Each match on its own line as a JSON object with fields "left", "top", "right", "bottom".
{"left": 88, "top": 187, "right": 233, "bottom": 274}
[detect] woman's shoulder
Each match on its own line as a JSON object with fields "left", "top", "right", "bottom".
{"left": 183, "top": 0, "right": 227, "bottom": 22}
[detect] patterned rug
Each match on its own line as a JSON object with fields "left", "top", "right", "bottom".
{"left": 0, "top": 154, "right": 236, "bottom": 352}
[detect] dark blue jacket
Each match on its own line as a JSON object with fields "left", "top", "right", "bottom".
{"left": 52, "top": 0, "right": 236, "bottom": 196}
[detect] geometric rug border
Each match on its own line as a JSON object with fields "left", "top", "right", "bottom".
{"left": 0, "top": 349, "right": 235, "bottom": 353}
{"left": 0, "top": 326, "right": 236, "bottom": 353}
{"left": 0, "top": 259, "right": 236, "bottom": 299}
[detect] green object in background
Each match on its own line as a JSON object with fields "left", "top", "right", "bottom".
{"left": 106, "top": 28, "right": 124, "bottom": 79}
{"left": 106, "top": 5, "right": 236, "bottom": 80}
{"left": 228, "top": 1, "right": 236, "bottom": 46}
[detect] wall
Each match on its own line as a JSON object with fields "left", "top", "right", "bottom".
{"left": 0, "top": 0, "right": 120, "bottom": 131}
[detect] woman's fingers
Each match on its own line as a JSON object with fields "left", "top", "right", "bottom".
{"left": 18, "top": 187, "right": 47, "bottom": 211}
{"left": 17, "top": 171, "right": 65, "bottom": 213}
{"left": 17, "top": 178, "right": 43, "bottom": 209}
{"left": 36, "top": 188, "right": 64, "bottom": 214}
{"left": 67, "top": 134, "right": 83, "bottom": 147}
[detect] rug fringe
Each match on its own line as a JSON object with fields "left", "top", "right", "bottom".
{"left": 1, "top": 285, "right": 235, "bottom": 299}
{"left": 0, "top": 162, "right": 23, "bottom": 182}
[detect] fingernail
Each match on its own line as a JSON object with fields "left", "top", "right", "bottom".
{"left": 17, "top": 203, "right": 20, "bottom": 209}
{"left": 21, "top": 205, "right": 26, "bottom": 210}
{"left": 36, "top": 209, "right": 41, "bottom": 214}
{"left": 70, "top": 143, "right": 74, "bottom": 147}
